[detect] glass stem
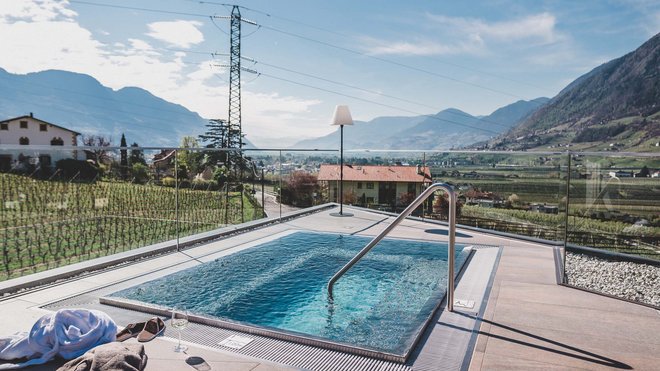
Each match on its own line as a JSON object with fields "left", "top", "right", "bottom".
{"left": 178, "top": 329, "right": 182, "bottom": 347}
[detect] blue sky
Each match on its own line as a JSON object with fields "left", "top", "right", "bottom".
{"left": 1, "top": 0, "right": 658, "bottom": 147}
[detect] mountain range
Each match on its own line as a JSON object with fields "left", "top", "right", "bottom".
{"left": 292, "top": 98, "right": 549, "bottom": 150}
{"left": 0, "top": 68, "right": 228, "bottom": 147}
{"left": 1, "top": 32, "right": 658, "bottom": 152}
{"left": 489, "top": 32, "right": 660, "bottom": 152}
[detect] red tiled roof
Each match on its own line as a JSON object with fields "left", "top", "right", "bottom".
{"left": 317, "top": 164, "right": 431, "bottom": 183}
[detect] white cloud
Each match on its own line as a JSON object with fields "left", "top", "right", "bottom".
{"left": 0, "top": 0, "right": 323, "bottom": 146}
{"left": 363, "top": 12, "right": 561, "bottom": 56}
{"left": 361, "top": 36, "right": 483, "bottom": 56}
{"left": 0, "top": 0, "right": 76, "bottom": 22}
{"left": 146, "top": 20, "right": 204, "bottom": 48}
{"left": 427, "top": 13, "right": 558, "bottom": 44}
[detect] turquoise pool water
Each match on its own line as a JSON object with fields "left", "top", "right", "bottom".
{"left": 109, "top": 231, "right": 468, "bottom": 355}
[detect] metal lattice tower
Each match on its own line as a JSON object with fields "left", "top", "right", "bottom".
{"left": 228, "top": 5, "right": 242, "bottom": 150}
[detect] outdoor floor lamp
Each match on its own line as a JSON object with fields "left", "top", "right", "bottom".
{"left": 330, "top": 105, "right": 353, "bottom": 217}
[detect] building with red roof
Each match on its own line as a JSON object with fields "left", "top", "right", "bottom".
{"left": 317, "top": 164, "right": 432, "bottom": 207}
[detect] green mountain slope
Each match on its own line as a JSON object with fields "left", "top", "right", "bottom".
{"left": 492, "top": 32, "right": 660, "bottom": 152}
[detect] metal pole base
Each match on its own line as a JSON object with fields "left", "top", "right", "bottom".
{"left": 330, "top": 212, "right": 353, "bottom": 217}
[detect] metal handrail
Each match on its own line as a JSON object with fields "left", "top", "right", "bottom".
{"left": 327, "top": 182, "right": 457, "bottom": 312}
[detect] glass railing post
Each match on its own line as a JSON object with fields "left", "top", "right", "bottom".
{"left": 279, "top": 150, "right": 283, "bottom": 221}
{"left": 261, "top": 167, "right": 265, "bottom": 218}
{"left": 447, "top": 186, "right": 456, "bottom": 312}
{"left": 175, "top": 149, "right": 179, "bottom": 251}
{"left": 562, "top": 151, "right": 571, "bottom": 283}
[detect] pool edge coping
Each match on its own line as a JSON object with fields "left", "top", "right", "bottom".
{"left": 97, "top": 240, "right": 478, "bottom": 364}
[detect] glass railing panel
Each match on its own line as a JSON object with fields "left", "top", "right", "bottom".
{"left": 565, "top": 153, "right": 660, "bottom": 258}
{"left": 339, "top": 150, "right": 431, "bottom": 215}
{"left": 269, "top": 150, "right": 336, "bottom": 217}
{"left": 174, "top": 148, "right": 267, "bottom": 239}
{"left": 0, "top": 145, "right": 174, "bottom": 279}
{"left": 563, "top": 152, "right": 660, "bottom": 307}
{"left": 427, "top": 151, "right": 566, "bottom": 241}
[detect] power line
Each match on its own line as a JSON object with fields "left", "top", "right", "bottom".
{"left": 4, "top": 95, "right": 202, "bottom": 137}
{"left": 0, "top": 60, "right": 221, "bottom": 118}
{"left": 209, "top": 15, "right": 230, "bottom": 36}
{"left": 68, "top": 0, "right": 544, "bottom": 103}
{"left": 58, "top": 1, "right": 546, "bottom": 137}
{"left": 194, "top": 1, "right": 549, "bottom": 92}
{"left": 190, "top": 0, "right": 353, "bottom": 39}
{"left": 253, "top": 60, "right": 512, "bottom": 129}
{"left": 255, "top": 71, "right": 500, "bottom": 135}
{"left": 257, "top": 23, "right": 528, "bottom": 101}
{"left": 69, "top": 0, "right": 209, "bottom": 18}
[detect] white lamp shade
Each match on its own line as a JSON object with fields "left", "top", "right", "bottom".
{"left": 331, "top": 105, "right": 353, "bottom": 126}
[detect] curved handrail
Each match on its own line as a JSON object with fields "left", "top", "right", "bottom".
{"left": 327, "top": 183, "right": 457, "bottom": 312}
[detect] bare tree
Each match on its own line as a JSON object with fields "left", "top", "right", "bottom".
{"left": 82, "top": 135, "right": 112, "bottom": 165}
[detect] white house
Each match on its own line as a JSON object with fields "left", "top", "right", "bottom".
{"left": 0, "top": 113, "right": 80, "bottom": 171}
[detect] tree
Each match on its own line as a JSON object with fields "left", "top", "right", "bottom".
{"left": 198, "top": 118, "right": 247, "bottom": 178}
{"left": 179, "top": 136, "right": 203, "bottom": 178}
{"left": 398, "top": 192, "right": 416, "bottom": 207}
{"left": 82, "top": 135, "right": 112, "bottom": 165}
{"left": 131, "top": 163, "right": 149, "bottom": 184}
{"left": 637, "top": 166, "right": 650, "bottom": 178}
{"left": 120, "top": 133, "right": 128, "bottom": 180}
{"left": 129, "top": 142, "right": 146, "bottom": 166}
{"left": 507, "top": 193, "right": 520, "bottom": 208}
{"left": 280, "top": 171, "right": 319, "bottom": 207}
{"left": 432, "top": 193, "right": 463, "bottom": 220}
{"left": 199, "top": 119, "right": 230, "bottom": 166}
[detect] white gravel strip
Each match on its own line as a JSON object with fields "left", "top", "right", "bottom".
{"left": 565, "top": 252, "right": 660, "bottom": 308}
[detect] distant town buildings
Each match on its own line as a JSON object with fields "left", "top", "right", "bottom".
{"left": 0, "top": 113, "right": 79, "bottom": 171}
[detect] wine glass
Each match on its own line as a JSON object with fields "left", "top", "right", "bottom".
{"left": 171, "top": 308, "right": 189, "bottom": 352}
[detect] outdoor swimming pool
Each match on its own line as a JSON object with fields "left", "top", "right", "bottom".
{"left": 106, "top": 231, "right": 469, "bottom": 359}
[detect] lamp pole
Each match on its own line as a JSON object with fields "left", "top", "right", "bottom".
{"left": 330, "top": 105, "right": 353, "bottom": 217}
{"left": 339, "top": 124, "right": 345, "bottom": 215}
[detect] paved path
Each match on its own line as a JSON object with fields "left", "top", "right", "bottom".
{"left": 255, "top": 190, "right": 300, "bottom": 218}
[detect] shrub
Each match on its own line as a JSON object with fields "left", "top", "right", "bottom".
{"left": 191, "top": 179, "right": 219, "bottom": 191}
{"left": 131, "top": 163, "right": 150, "bottom": 184}
{"left": 56, "top": 159, "right": 99, "bottom": 181}
{"left": 161, "top": 176, "right": 176, "bottom": 187}
{"left": 433, "top": 193, "right": 463, "bottom": 219}
{"left": 279, "top": 171, "right": 319, "bottom": 207}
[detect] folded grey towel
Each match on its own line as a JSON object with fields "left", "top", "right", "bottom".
{"left": 56, "top": 343, "right": 147, "bottom": 371}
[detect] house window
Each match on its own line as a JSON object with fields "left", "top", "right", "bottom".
{"left": 366, "top": 182, "right": 374, "bottom": 189}
{"left": 20, "top": 121, "right": 28, "bottom": 129}
{"left": 51, "top": 137, "right": 64, "bottom": 146}
{"left": 19, "top": 137, "right": 29, "bottom": 145}
{"left": 0, "top": 123, "right": 7, "bottom": 130}
{"left": 39, "top": 155, "right": 51, "bottom": 167}
{"left": 357, "top": 182, "right": 363, "bottom": 189}
{"left": 408, "top": 182, "right": 416, "bottom": 193}
{"left": 40, "top": 123, "right": 47, "bottom": 131}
